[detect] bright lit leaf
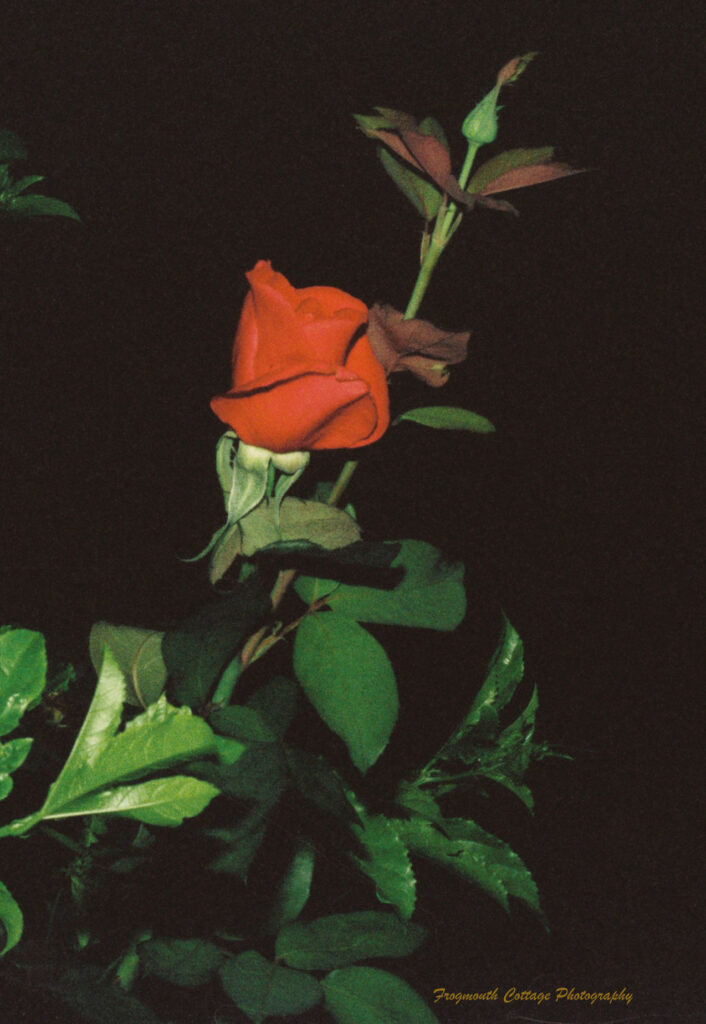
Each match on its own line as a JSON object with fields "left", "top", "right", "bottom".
{"left": 293, "top": 614, "right": 398, "bottom": 773}
{"left": 0, "top": 628, "right": 47, "bottom": 737}
{"left": 0, "top": 881, "right": 23, "bottom": 956}
{"left": 276, "top": 911, "right": 426, "bottom": 970}
{"left": 323, "top": 966, "right": 439, "bottom": 1024}
{"left": 0, "top": 738, "right": 32, "bottom": 800}
{"left": 45, "top": 775, "right": 219, "bottom": 827}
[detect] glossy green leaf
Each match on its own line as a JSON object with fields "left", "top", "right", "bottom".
{"left": 6, "top": 194, "right": 81, "bottom": 221}
{"left": 219, "top": 950, "right": 322, "bottom": 1023}
{"left": 467, "top": 146, "right": 554, "bottom": 194}
{"left": 162, "top": 576, "right": 271, "bottom": 708}
{"left": 460, "top": 614, "right": 524, "bottom": 729}
{"left": 393, "top": 816, "right": 542, "bottom": 918}
{"left": 323, "top": 966, "right": 439, "bottom": 1024}
{"left": 0, "top": 880, "right": 23, "bottom": 955}
{"left": 42, "top": 678, "right": 217, "bottom": 816}
{"left": 138, "top": 937, "right": 226, "bottom": 987}
{"left": 294, "top": 614, "right": 398, "bottom": 773}
{"left": 296, "top": 540, "right": 465, "bottom": 632}
{"left": 47, "top": 775, "right": 219, "bottom": 827}
{"left": 0, "top": 737, "right": 33, "bottom": 800}
{"left": 394, "top": 406, "right": 495, "bottom": 433}
{"left": 350, "top": 800, "right": 416, "bottom": 920}
{"left": 0, "top": 628, "right": 47, "bottom": 737}
{"left": 89, "top": 623, "right": 167, "bottom": 707}
{"left": 263, "top": 839, "right": 315, "bottom": 935}
{"left": 276, "top": 911, "right": 427, "bottom": 970}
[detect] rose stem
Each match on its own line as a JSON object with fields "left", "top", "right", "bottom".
{"left": 216, "top": 149, "right": 482, "bottom": 703}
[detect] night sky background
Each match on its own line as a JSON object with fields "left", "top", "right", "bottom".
{"left": 0, "top": 2, "right": 702, "bottom": 1022}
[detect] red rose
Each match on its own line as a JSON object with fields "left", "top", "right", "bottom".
{"left": 211, "top": 261, "right": 389, "bottom": 452}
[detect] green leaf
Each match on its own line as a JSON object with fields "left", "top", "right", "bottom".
{"left": 46, "top": 775, "right": 219, "bottom": 827}
{"left": 138, "top": 937, "right": 226, "bottom": 987}
{"left": 263, "top": 839, "right": 315, "bottom": 935}
{"left": 197, "top": 743, "right": 287, "bottom": 803}
{"left": 162, "top": 575, "right": 271, "bottom": 708}
{"left": 394, "top": 406, "right": 495, "bottom": 433}
{"left": 219, "top": 950, "right": 322, "bottom": 1023}
{"left": 378, "top": 148, "right": 442, "bottom": 220}
{"left": 459, "top": 614, "right": 524, "bottom": 730}
{"left": 466, "top": 146, "right": 554, "bottom": 194}
{"left": 210, "top": 677, "right": 297, "bottom": 743}
{"left": 0, "top": 737, "right": 33, "bottom": 800}
{"left": 0, "top": 131, "right": 27, "bottom": 162}
{"left": 276, "top": 911, "right": 427, "bottom": 970}
{"left": 5, "top": 194, "right": 81, "bottom": 221}
{"left": 89, "top": 623, "right": 167, "bottom": 707}
{"left": 6, "top": 174, "right": 45, "bottom": 196}
{"left": 393, "top": 816, "right": 542, "bottom": 918}
{"left": 323, "top": 966, "right": 439, "bottom": 1024}
{"left": 296, "top": 540, "right": 466, "bottom": 632}
{"left": 294, "top": 614, "right": 398, "bottom": 773}
{"left": 0, "top": 628, "right": 47, "bottom": 737}
{"left": 0, "top": 880, "right": 23, "bottom": 956}
{"left": 42, "top": 678, "right": 217, "bottom": 816}
{"left": 350, "top": 800, "right": 416, "bottom": 920}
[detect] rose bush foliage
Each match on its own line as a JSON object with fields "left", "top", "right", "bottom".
{"left": 211, "top": 261, "right": 390, "bottom": 452}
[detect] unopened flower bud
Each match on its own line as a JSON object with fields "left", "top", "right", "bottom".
{"left": 461, "top": 84, "right": 501, "bottom": 146}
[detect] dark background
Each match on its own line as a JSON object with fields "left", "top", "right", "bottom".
{"left": 0, "top": 1, "right": 702, "bottom": 1021}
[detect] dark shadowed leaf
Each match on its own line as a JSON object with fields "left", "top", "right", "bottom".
{"left": 210, "top": 677, "right": 297, "bottom": 743}
{"left": 263, "top": 839, "right": 315, "bottom": 934}
{"left": 163, "top": 575, "right": 271, "bottom": 707}
{"left": 0, "top": 131, "right": 27, "bottom": 162}
{"left": 52, "top": 966, "right": 161, "bottom": 1024}
{"left": 276, "top": 911, "right": 427, "bottom": 970}
{"left": 219, "top": 950, "right": 322, "bottom": 1022}
{"left": 138, "top": 937, "right": 226, "bottom": 987}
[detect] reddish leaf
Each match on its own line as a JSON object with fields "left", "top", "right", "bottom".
{"left": 480, "top": 162, "right": 585, "bottom": 196}
{"left": 467, "top": 147, "right": 555, "bottom": 195}
{"left": 368, "top": 305, "right": 469, "bottom": 388}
